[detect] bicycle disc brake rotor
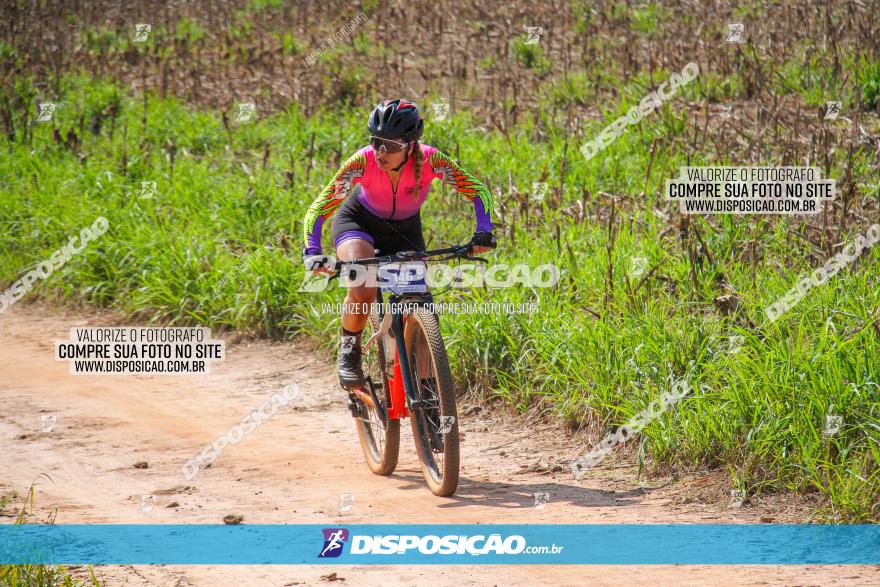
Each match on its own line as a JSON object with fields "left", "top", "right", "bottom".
{"left": 419, "top": 377, "right": 443, "bottom": 452}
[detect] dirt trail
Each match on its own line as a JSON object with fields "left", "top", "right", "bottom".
{"left": 1, "top": 304, "right": 876, "bottom": 586}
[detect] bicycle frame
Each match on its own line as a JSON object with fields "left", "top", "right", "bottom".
{"left": 386, "top": 311, "right": 411, "bottom": 420}
{"left": 358, "top": 293, "right": 434, "bottom": 421}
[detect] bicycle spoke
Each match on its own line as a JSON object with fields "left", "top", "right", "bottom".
{"left": 411, "top": 326, "right": 446, "bottom": 481}
{"left": 355, "top": 415, "right": 385, "bottom": 432}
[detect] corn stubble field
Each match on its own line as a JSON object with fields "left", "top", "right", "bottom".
{"left": 2, "top": 0, "right": 879, "bottom": 523}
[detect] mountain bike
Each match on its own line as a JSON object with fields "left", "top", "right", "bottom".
{"left": 329, "top": 243, "right": 487, "bottom": 497}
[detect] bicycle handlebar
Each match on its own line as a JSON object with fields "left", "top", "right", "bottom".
{"left": 331, "top": 243, "right": 487, "bottom": 271}
{"left": 316, "top": 243, "right": 493, "bottom": 282}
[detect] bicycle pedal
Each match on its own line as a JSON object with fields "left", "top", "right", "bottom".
{"left": 346, "top": 395, "right": 361, "bottom": 417}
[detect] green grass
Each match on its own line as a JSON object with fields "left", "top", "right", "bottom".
{"left": 1, "top": 68, "right": 878, "bottom": 522}
{"left": 629, "top": 4, "right": 671, "bottom": 35}
{"left": 0, "top": 484, "right": 101, "bottom": 586}
{"left": 858, "top": 56, "right": 880, "bottom": 112}
{"left": 174, "top": 17, "right": 208, "bottom": 44}
{"left": 775, "top": 50, "right": 880, "bottom": 112}
{"left": 511, "top": 35, "right": 551, "bottom": 76}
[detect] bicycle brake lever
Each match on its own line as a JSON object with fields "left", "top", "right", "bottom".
{"left": 325, "top": 262, "right": 345, "bottom": 281}
{"left": 456, "top": 243, "right": 488, "bottom": 262}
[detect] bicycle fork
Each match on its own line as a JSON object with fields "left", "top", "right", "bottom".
{"left": 392, "top": 312, "right": 444, "bottom": 454}
{"left": 391, "top": 312, "right": 423, "bottom": 413}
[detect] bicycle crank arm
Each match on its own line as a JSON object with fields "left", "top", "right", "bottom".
{"left": 363, "top": 311, "right": 392, "bottom": 354}
{"left": 352, "top": 387, "right": 375, "bottom": 409}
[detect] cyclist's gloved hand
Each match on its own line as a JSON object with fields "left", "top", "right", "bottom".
{"left": 302, "top": 247, "right": 332, "bottom": 273}
{"left": 304, "top": 255, "right": 331, "bottom": 271}
{"left": 469, "top": 231, "right": 497, "bottom": 250}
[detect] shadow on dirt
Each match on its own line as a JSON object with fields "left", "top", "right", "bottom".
{"left": 390, "top": 472, "right": 656, "bottom": 509}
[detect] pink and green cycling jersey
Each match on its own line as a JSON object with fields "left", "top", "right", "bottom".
{"left": 302, "top": 144, "right": 493, "bottom": 254}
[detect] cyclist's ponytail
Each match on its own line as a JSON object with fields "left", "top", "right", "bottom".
{"left": 411, "top": 141, "right": 423, "bottom": 199}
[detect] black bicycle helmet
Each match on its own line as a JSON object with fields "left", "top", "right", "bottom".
{"left": 368, "top": 99, "right": 424, "bottom": 142}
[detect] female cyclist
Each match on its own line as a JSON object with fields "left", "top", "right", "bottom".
{"left": 301, "top": 99, "right": 497, "bottom": 390}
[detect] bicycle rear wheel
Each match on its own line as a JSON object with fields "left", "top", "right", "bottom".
{"left": 353, "top": 294, "right": 400, "bottom": 475}
{"left": 405, "top": 307, "right": 459, "bottom": 496}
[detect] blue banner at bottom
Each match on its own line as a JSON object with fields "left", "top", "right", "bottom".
{"left": 1, "top": 524, "right": 878, "bottom": 565}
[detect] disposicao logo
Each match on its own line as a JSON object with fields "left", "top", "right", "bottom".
{"left": 318, "top": 528, "right": 349, "bottom": 558}
{"left": 317, "top": 530, "right": 562, "bottom": 558}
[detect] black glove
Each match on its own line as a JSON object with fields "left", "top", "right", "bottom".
{"left": 302, "top": 247, "right": 331, "bottom": 271}
{"left": 469, "top": 231, "right": 497, "bottom": 249}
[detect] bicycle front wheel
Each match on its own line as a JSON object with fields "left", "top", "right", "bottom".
{"left": 405, "top": 307, "right": 460, "bottom": 496}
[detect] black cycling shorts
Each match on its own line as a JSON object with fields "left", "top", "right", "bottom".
{"left": 331, "top": 191, "right": 425, "bottom": 255}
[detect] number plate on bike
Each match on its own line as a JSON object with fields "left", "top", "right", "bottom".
{"left": 378, "top": 261, "right": 428, "bottom": 294}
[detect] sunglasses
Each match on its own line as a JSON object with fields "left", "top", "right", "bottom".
{"left": 370, "top": 136, "right": 409, "bottom": 153}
